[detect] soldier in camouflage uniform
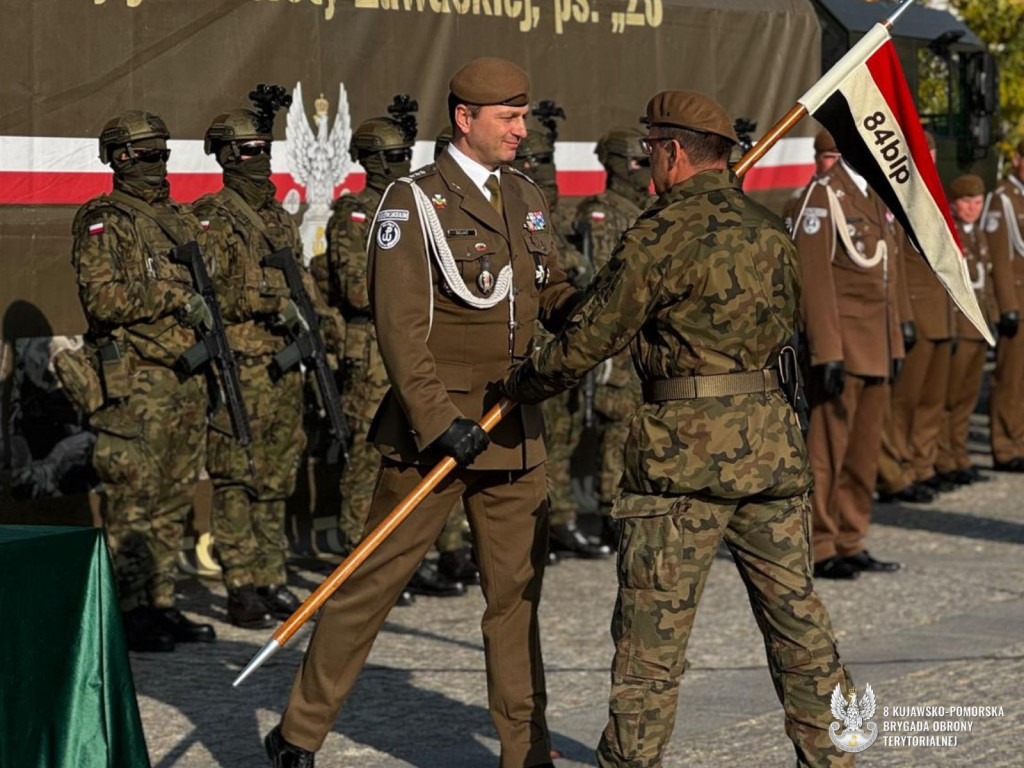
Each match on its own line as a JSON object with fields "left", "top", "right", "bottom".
{"left": 194, "top": 101, "right": 324, "bottom": 628}
{"left": 72, "top": 111, "right": 216, "bottom": 652}
{"left": 504, "top": 92, "right": 852, "bottom": 768}
{"left": 573, "top": 127, "right": 651, "bottom": 545}
{"left": 513, "top": 124, "right": 609, "bottom": 560}
{"left": 320, "top": 107, "right": 467, "bottom": 595}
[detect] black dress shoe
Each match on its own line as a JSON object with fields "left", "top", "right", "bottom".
{"left": 265, "top": 725, "right": 315, "bottom": 768}
{"left": 438, "top": 546, "right": 480, "bottom": 585}
{"left": 228, "top": 586, "right": 274, "bottom": 630}
{"left": 600, "top": 516, "right": 622, "bottom": 549}
{"left": 843, "top": 550, "right": 901, "bottom": 573}
{"left": 157, "top": 607, "right": 216, "bottom": 642}
{"left": 257, "top": 585, "right": 302, "bottom": 620}
{"left": 922, "top": 474, "right": 956, "bottom": 493}
{"left": 941, "top": 469, "right": 973, "bottom": 487}
{"left": 121, "top": 607, "right": 175, "bottom": 653}
{"left": 813, "top": 556, "right": 860, "bottom": 580}
{"left": 407, "top": 560, "right": 466, "bottom": 597}
{"left": 877, "top": 482, "right": 935, "bottom": 504}
{"left": 993, "top": 457, "right": 1024, "bottom": 473}
{"left": 550, "top": 520, "right": 612, "bottom": 560}
{"left": 395, "top": 589, "right": 416, "bottom": 607}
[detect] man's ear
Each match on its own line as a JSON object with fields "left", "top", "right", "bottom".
{"left": 454, "top": 104, "right": 473, "bottom": 135}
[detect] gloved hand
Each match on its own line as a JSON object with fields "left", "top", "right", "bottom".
{"left": 816, "top": 361, "right": 845, "bottom": 400}
{"left": 901, "top": 321, "right": 917, "bottom": 353}
{"left": 998, "top": 311, "right": 1020, "bottom": 339}
{"left": 433, "top": 417, "right": 490, "bottom": 465}
{"left": 178, "top": 294, "right": 213, "bottom": 332}
{"left": 276, "top": 299, "right": 310, "bottom": 335}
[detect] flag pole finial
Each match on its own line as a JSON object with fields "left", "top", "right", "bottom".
{"left": 884, "top": 0, "right": 916, "bottom": 31}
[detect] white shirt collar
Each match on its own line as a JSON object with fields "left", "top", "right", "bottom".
{"left": 447, "top": 142, "right": 501, "bottom": 201}
{"left": 841, "top": 159, "right": 869, "bottom": 197}
{"left": 962, "top": 222, "right": 975, "bottom": 234}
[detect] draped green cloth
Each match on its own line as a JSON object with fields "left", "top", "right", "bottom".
{"left": 0, "top": 526, "right": 150, "bottom": 768}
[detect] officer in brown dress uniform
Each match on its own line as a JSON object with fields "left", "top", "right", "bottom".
{"left": 794, "top": 157, "right": 906, "bottom": 580}
{"left": 783, "top": 129, "right": 841, "bottom": 233}
{"left": 265, "top": 58, "right": 577, "bottom": 768}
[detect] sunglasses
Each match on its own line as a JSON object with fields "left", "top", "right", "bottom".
{"left": 383, "top": 148, "right": 413, "bottom": 163}
{"left": 639, "top": 137, "right": 675, "bottom": 156}
{"left": 131, "top": 148, "right": 171, "bottom": 162}
{"left": 238, "top": 142, "right": 271, "bottom": 157}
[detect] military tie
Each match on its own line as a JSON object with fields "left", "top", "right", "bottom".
{"left": 485, "top": 174, "right": 502, "bottom": 214}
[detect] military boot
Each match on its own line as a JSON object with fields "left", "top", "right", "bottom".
{"left": 407, "top": 559, "right": 466, "bottom": 597}
{"left": 550, "top": 520, "right": 612, "bottom": 560}
{"left": 228, "top": 585, "right": 275, "bottom": 630}
{"left": 121, "top": 607, "right": 175, "bottom": 653}
{"left": 156, "top": 607, "right": 217, "bottom": 643}
{"left": 257, "top": 585, "right": 302, "bottom": 620}
{"left": 265, "top": 725, "right": 315, "bottom": 768}
{"left": 438, "top": 546, "right": 480, "bottom": 585}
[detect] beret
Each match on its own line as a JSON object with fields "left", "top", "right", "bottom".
{"left": 814, "top": 129, "right": 837, "bottom": 154}
{"left": 450, "top": 58, "right": 529, "bottom": 107}
{"left": 643, "top": 90, "right": 738, "bottom": 143}
{"left": 949, "top": 174, "right": 985, "bottom": 199}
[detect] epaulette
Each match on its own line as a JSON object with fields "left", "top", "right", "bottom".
{"left": 504, "top": 165, "right": 535, "bottom": 185}
{"left": 406, "top": 164, "right": 438, "bottom": 182}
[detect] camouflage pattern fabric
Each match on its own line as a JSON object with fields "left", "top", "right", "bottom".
{"left": 596, "top": 493, "right": 852, "bottom": 768}
{"left": 72, "top": 186, "right": 208, "bottom": 611}
{"left": 194, "top": 187, "right": 314, "bottom": 588}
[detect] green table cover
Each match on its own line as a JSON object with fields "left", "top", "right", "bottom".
{"left": 0, "top": 526, "right": 150, "bottom": 768}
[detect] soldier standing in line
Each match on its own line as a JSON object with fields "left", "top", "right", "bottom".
{"left": 783, "top": 130, "right": 841, "bottom": 232}
{"left": 72, "top": 111, "right": 216, "bottom": 652}
{"left": 513, "top": 114, "right": 610, "bottom": 560}
{"left": 194, "top": 93, "right": 324, "bottom": 629}
{"left": 794, "top": 153, "right": 906, "bottom": 580}
{"left": 983, "top": 140, "right": 1024, "bottom": 472}
{"left": 266, "top": 57, "right": 578, "bottom": 768}
{"left": 319, "top": 102, "right": 468, "bottom": 598}
{"left": 503, "top": 91, "right": 852, "bottom": 768}
{"left": 573, "top": 127, "right": 651, "bottom": 546}
{"left": 936, "top": 175, "right": 995, "bottom": 484}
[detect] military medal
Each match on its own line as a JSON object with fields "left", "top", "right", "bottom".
{"left": 524, "top": 211, "right": 547, "bottom": 232}
{"left": 534, "top": 262, "right": 549, "bottom": 289}
{"left": 477, "top": 256, "right": 495, "bottom": 295}
{"left": 432, "top": 194, "right": 447, "bottom": 209}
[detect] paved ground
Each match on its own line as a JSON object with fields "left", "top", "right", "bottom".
{"left": 134, "top": 425, "right": 1024, "bottom": 768}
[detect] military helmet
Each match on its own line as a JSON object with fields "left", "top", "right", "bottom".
{"left": 596, "top": 127, "right": 646, "bottom": 165}
{"left": 515, "top": 129, "right": 554, "bottom": 160}
{"left": 350, "top": 117, "right": 412, "bottom": 162}
{"left": 203, "top": 109, "right": 272, "bottom": 155}
{"left": 98, "top": 110, "right": 170, "bottom": 164}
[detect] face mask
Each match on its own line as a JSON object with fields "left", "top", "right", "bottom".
{"left": 229, "top": 153, "right": 272, "bottom": 180}
{"left": 362, "top": 152, "right": 412, "bottom": 189}
{"left": 114, "top": 157, "right": 168, "bottom": 188}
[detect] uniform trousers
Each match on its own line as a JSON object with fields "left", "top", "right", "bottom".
{"left": 990, "top": 329, "right": 1024, "bottom": 463}
{"left": 596, "top": 493, "right": 851, "bottom": 768}
{"left": 808, "top": 374, "right": 888, "bottom": 562}
{"left": 937, "top": 340, "right": 988, "bottom": 474}
{"left": 877, "top": 338, "right": 951, "bottom": 491}
{"left": 282, "top": 459, "right": 552, "bottom": 768}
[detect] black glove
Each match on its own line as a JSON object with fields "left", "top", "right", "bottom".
{"left": 433, "top": 417, "right": 490, "bottom": 465}
{"left": 901, "top": 321, "right": 917, "bottom": 353}
{"left": 998, "top": 311, "right": 1020, "bottom": 339}
{"left": 816, "top": 361, "right": 845, "bottom": 400}
{"left": 891, "top": 357, "right": 903, "bottom": 383}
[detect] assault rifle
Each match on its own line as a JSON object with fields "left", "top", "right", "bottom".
{"left": 171, "top": 241, "right": 255, "bottom": 473}
{"left": 262, "top": 247, "right": 349, "bottom": 465}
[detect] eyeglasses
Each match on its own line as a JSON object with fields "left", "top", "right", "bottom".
{"left": 238, "top": 142, "right": 271, "bottom": 157}
{"left": 639, "top": 137, "right": 675, "bottom": 156}
{"left": 130, "top": 148, "right": 171, "bottom": 162}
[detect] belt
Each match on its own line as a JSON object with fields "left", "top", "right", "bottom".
{"left": 642, "top": 370, "right": 780, "bottom": 403}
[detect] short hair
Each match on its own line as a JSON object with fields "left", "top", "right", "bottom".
{"left": 659, "top": 126, "right": 733, "bottom": 168}
{"left": 447, "top": 95, "right": 482, "bottom": 130}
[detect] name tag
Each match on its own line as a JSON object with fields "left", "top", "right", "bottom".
{"left": 447, "top": 228, "right": 477, "bottom": 237}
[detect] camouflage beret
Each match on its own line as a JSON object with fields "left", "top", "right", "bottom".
{"left": 643, "top": 90, "right": 738, "bottom": 144}
{"left": 949, "top": 174, "right": 985, "bottom": 199}
{"left": 814, "top": 129, "right": 837, "bottom": 154}
{"left": 449, "top": 58, "right": 529, "bottom": 107}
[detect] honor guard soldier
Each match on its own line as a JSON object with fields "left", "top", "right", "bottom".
{"left": 504, "top": 91, "right": 853, "bottom": 768}
{"left": 194, "top": 89, "right": 326, "bottom": 629}
{"left": 983, "top": 140, "right": 1024, "bottom": 471}
{"left": 319, "top": 99, "right": 469, "bottom": 598}
{"left": 573, "top": 127, "right": 652, "bottom": 544}
{"left": 783, "top": 130, "right": 841, "bottom": 233}
{"left": 936, "top": 175, "right": 995, "bottom": 483}
{"left": 794, "top": 153, "right": 907, "bottom": 579}
{"left": 72, "top": 111, "right": 215, "bottom": 651}
{"left": 266, "top": 58, "right": 579, "bottom": 768}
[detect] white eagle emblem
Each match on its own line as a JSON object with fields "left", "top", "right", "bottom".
{"left": 828, "top": 683, "right": 878, "bottom": 753}
{"left": 286, "top": 82, "right": 353, "bottom": 264}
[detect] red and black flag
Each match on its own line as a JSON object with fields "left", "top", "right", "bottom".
{"left": 796, "top": 18, "right": 994, "bottom": 344}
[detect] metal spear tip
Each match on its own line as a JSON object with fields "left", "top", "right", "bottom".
{"left": 887, "top": 0, "right": 916, "bottom": 28}
{"left": 233, "top": 638, "right": 282, "bottom": 687}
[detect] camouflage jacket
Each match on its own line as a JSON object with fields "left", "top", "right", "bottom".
{"left": 574, "top": 186, "right": 645, "bottom": 274}
{"left": 321, "top": 186, "right": 384, "bottom": 318}
{"left": 71, "top": 189, "right": 203, "bottom": 368}
{"left": 506, "top": 169, "right": 810, "bottom": 500}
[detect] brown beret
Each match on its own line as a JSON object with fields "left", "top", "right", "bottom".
{"left": 949, "top": 174, "right": 985, "bottom": 199}
{"left": 923, "top": 131, "right": 936, "bottom": 151}
{"left": 449, "top": 57, "right": 529, "bottom": 107}
{"left": 643, "top": 90, "right": 738, "bottom": 144}
{"left": 814, "top": 129, "right": 837, "bottom": 154}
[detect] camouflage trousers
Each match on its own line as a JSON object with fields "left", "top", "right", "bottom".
{"left": 91, "top": 366, "right": 206, "bottom": 611}
{"left": 543, "top": 388, "right": 583, "bottom": 525}
{"left": 597, "top": 492, "right": 852, "bottom": 768}
{"left": 207, "top": 358, "right": 306, "bottom": 590}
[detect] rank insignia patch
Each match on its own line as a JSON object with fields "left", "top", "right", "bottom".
{"left": 524, "top": 211, "right": 547, "bottom": 232}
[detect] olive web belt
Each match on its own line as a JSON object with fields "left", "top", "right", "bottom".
{"left": 642, "top": 370, "right": 780, "bottom": 403}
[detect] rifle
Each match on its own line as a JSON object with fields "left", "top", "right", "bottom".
{"left": 261, "top": 247, "right": 349, "bottom": 465}
{"left": 170, "top": 241, "right": 255, "bottom": 473}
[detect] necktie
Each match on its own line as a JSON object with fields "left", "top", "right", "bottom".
{"left": 485, "top": 174, "right": 502, "bottom": 214}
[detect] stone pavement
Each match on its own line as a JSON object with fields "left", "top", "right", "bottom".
{"left": 134, "top": 439, "right": 1024, "bottom": 767}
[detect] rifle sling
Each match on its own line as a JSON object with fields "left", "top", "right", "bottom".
{"left": 106, "top": 190, "right": 191, "bottom": 247}
{"left": 219, "top": 186, "right": 285, "bottom": 252}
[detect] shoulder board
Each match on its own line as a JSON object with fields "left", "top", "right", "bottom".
{"left": 504, "top": 166, "right": 535, "bottom": 185}
{"left": 405, "top": 164, "right": 438, "bottom": 182}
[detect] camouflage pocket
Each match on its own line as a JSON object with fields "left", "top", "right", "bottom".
{"left": 614, "top": 586, "right": 688, "bottom": 682}
{"left": 53, "top": 346, "right": 104, "bottom": 415}
{"left": 90, "top": 399, "right": 142, "bottom": 440}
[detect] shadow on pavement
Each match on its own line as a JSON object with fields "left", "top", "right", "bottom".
{"left": 873, "top": 503, "right": 1024, "bottom": 545}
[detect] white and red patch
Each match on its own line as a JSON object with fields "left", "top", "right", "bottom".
{"left": 200, "top": 220, "right": 211, "bottom": 230}
{"left": 88, "top": 222, "right": 104, "bottom": 235}
{"left": 590, "top": 211, "right": 606, "bottom": 222}
{"left": 350, "top": 211, "right": 367, "bottom": 223}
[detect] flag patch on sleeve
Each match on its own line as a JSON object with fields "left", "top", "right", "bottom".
{"left": 590, "top": 211, "right": 606, "bottom": 222}
{"left": 88, "top": 222, "right": 105, "bottom": 235}
{"left": 350, "top": 211, "right": 367, "bottom": 223}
